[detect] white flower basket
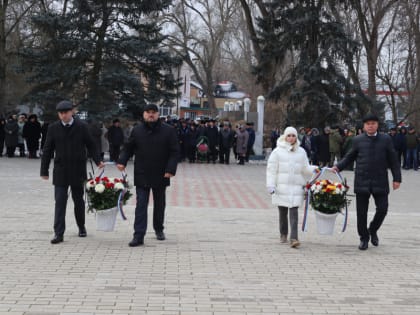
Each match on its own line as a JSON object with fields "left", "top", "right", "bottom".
{"left": 95, "top": 207, "right": 118, "bottom": 231}
{"left": 314, "top": 210, "right": 339, "bottom": 235}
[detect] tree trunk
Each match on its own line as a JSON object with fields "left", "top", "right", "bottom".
{"left": 0, "top": 3, "right": 7, "bottom": 115}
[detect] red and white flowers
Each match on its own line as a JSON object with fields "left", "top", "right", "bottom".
{"left": 85, "top": 176, "right": 132, "bottom": 211}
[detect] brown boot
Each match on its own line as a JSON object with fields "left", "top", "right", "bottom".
{"left": 290, "top": 239, "right": 300, "bottom": 248}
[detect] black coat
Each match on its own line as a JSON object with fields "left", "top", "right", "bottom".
{"left": 336, "top": 133, "right": 401, "bottom": 194}
{"left": 4, "top": 119, "right": 18, "bottom": 147}
{"left": 23, "top": 120, "right": 42, "bottom": 151}
{"left": 118, "top": 121, "right": 179, "bottom": 188}
{"left": 40, "top": 118, "right": 101, "bottom": 186}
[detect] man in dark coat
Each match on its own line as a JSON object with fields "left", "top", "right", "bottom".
{"left": 4, "top": 116, "right": 18, "bottom": 157}
{"left": 204, "top": 119, "right": 219, "bottom": 163}
{"left": 117, "top": 104, "right": 179, "bottom": 247}
{"left": 107, "top": 119, "right": 124, "bottom": 162}
{"left": 23, "top": 114, "right": 42, "bottom": 158}
{"left": 333, "top": 113, "right": 401, "bottom": 250}
{"left": 218, "top": 121, "right": 234, "bottom": 164}
{"left": 40, "top": 100, "right": 104, "bottom": 244}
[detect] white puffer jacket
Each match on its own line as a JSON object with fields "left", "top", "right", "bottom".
{"left": 266, "top": 135, "right": 317, "bottom": 207}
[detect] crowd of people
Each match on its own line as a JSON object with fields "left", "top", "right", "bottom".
{"left": 270, "top": 124, "right": 420, "bottom": 171}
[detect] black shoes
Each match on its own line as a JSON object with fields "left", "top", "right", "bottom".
{"left": 156, "top": 231, "right": 166, "bottom": 241}
{"left": 51, "top": 235, "right": 64, "bottom": 244}
{"left": 78, "top": 227, "right": 87, "bottom": 237}
{"left": 358, "top": 240, "right": 369, "bottom": 250}
{"left": 370, "top": 230, "right": 379, "bottom": 246}
{"left": 129, "top": 237, "right": 144, "bottom": 247}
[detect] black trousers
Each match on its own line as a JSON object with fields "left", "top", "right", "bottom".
{"left": 219, "top": 147, "right": 231, "bottom": 164}
{"left": 109, "top": 144, "right": 121, "bottom": 162}
{"left": 54, "top": 184, "right": 85, "bottom": 236}
{"left": 356, "top": 192, "right": 388, "bottom": 241}
{"left": 133, "top": 186, "right": 166, "bottom": 238}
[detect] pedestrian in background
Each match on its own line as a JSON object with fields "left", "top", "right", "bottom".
{"left": 23, "top": 114, "right": 42, "bottom": 158}
{"left": 245, "top": 122, "right": 255, "bottom": 162}
{"left": 117, "top": 104, "right": 179, "bottom": 247}
{"left": 235, "top": 124, "right": 249, "bottom": 165}
{"left": 333, "top": 113, "right": 401, "bottom": 250}
{"left": 329, "top": 125, "right": 343, "bottom": 166}
{"left": 405, "top": 126, "right": 418, "bottom": 171}
{"left": 218, "top": 121, "right": 235, "bottom": 164}
{"left": 107, "top": 119, "right": 124, "bottom": 162}
{"left": 17, "top": 114, "right": 26, "bottom": 157}
{"left": 40, "top": 100, "right": 104, "bottom": 244}
{"left": 4, "top": 116, "right": 18, "bottom": 157}
{"left": 317, "top": 126, "right": 330, "bottom": 167}
{"left": 396, "top": 127, "right": 407, "bottom": 168}
{"left": 266, "top": 126, "right": 318, "bottom": 248}
{"left": 270, "top": 127, "right": 280, "bottom": 151}
{"left": 0, "top": 116, "right": 5, "bottom": 156}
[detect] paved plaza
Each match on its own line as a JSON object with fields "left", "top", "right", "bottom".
{"left": 1, "top": 157, "right": 420, "bottom": 315}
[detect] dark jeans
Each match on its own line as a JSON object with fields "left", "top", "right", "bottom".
{"left": 54, "top": 184, "right": 85, "bottom": 236}
{"left": 405, "top": 148, "right": 418, "bottom": 170}
{"left": 356, "top": 192, "right": 388, "bottom": 241}
{"left": 133, "top": 186, "right": 166, "bottom": 238}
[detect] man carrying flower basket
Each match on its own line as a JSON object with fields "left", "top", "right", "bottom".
{"left": 41, "top": 100, "right": 104, "bottom": 244}
{"left": 117, "top": 104, "right": 179, "bottom": 247}
{"left": 332, "top": 113, "right": 401, "bottom": 250}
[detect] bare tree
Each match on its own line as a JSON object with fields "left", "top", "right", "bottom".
{"left": 350, "top": 0, "right": 399, "bottom": 113}
{"left": 163, "top": 0, "right": 238, "bottom": 113}
{"left": 0, "top": 0, "right": 44, "bottom": 114}
{"left": 399, "top": 0, "right": 420, "bottom": 128}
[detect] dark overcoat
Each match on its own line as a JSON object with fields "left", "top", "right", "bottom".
{"left": 118, "top": 121, "right": 179, "bottom": 188}
{"left": 40, "top": 118, "right": 101, "bottom": 186}
{"left": 4, "top": 119, "right": 18, "bottom": 147}
{"left": 23, "top": 120, "right": 42, "bottom": 151}
{"left": 336, "top": 133, "right": 401, "bottom": 194}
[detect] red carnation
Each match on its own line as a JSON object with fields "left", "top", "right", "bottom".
{"left": 105, "top": 182, "right": 114, "bottom": 189}
{"left": 95, "top": 177, "right": 100, "bottom": 183}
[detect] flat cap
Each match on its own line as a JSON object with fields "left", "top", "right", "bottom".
{"left": 56, "top": 100, "right": 74, "bottom": 112}
{"left": 144, "top": 104, "right": 159, "bottom": 112}
{"left": 362, "top": 113, "right": 379, "bottom": 123}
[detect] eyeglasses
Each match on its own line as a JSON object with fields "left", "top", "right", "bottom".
{"left": 287, "top": 134, "right": 296, "bottom": 137}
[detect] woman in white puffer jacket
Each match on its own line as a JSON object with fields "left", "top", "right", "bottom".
{"left": 266, "top": 126, "right": 318, "bottom": 248}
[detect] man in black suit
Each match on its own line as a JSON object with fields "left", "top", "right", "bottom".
{"left": 117, "top": 104, "right": 179, "bottom": 247}
{"left": 41, "top": 100, "right": 104, "bottom": 244}
{"left": 333, "top": 113, "right": 401, "bottom": 250}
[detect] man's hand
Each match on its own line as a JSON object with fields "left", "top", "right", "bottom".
{"left": 116, "top": 164, "right": 126, "bottom": 172}
{"left": 97, "top": 161, "right": 105, "bottom": 169}
{"left": 331, "top": 166, "right": 340, "bottom": 173}
{"left": 41, "top": 176, "right": 49, "bottom": 180}
{"left": 164, "top": 173, "right": 174, "bottom": 178}
{"left": 393, "top": 182, "right": 400, "bottom": 190}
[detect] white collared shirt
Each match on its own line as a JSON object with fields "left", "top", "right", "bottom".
{"left": 61, "top": 118, "right": 74, "bottom": 127}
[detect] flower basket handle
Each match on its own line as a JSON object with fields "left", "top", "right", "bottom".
{"left": 309, "top": 167, "right": 345, "bottom": 185}
{"left": 91, "top": 161, "right": 129, "bottom": 220}
{"left": 97, "top": 161, "right": 127, "bottom": 181}
{"left": 302, "top": 167, "right": 349, "bottom": 233}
